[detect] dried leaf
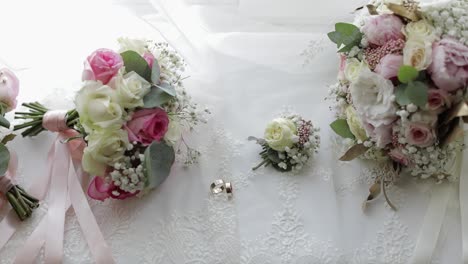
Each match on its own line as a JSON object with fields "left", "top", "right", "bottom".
{"left": 339, "top": 144, "right": 369, "bottom": 161}
{"left": 366, "top": 4, "right": 378, "bottom": 15}
{"left": 362, "top": 182, "right": 381, "bottom": 211}
{"left": 442, "top": 101, "right": 468, "bottom": 125}
{"left": 382, "top": 179, "right": 397, "bottom": 211}
{"left": 441, "top": 118, "right": 463, "bottom": 147}
{"left": 1, "top": 134, "right": 16, "bottom": 145}
{"left": 386, "top": 3, "right": 421, "bottom": 21}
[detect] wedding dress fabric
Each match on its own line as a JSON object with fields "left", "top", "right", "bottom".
{"left": 0, "top": 0, "right": 465, "bottom": 263}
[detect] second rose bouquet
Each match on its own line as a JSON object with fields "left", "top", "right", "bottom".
{"left": 15, "top": 38, "right": 209, "bottom": 201}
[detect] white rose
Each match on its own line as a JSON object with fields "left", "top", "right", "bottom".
{"left": 403, "top": 20, "right": 437, "bottom": 42}
{"left": 117, "top": 37, "right": 148, "bottom": 55}
{"left": 344, "top": 58, "right": 369, "bottom": 83}
{"left": 113, "top": 72, "right": 151, "bottom": 109}
{"left": 264, "top": 118, "right": 298, "bottom": 152}
{"left": 403, "top": 38, "right": 433, "bottom": 70}
{"left": 75, "top": 81, "right": 125, "bottom": 132}
{"left": 350, "top": 70, "right": 397, "bottom": 129}
{"left": 164, "top": 117, "right": 183, "bottom": 145}
{"left": 82, "top": 129, "right": 129, "bottom": 176}
{"left": 345, "top": 106, "right": 368, "bottom": 141}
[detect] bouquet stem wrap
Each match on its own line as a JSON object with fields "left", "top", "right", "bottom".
{"left": 0, "top": 110, "right": 115, "bottom": 263}
{"left": 411, "top": 122, "right": 468, "bottom": 263}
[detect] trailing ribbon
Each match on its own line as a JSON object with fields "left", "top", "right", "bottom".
{"left": 411, "top": 121, "right": 467, "bottom": 263}
{"left": 0, "top": 110, "right": 115, "bottom": 263}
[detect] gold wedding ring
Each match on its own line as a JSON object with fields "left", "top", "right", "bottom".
{"left": 210, "top": 179, "right": 225, "bottom": 194}
{"left": 225, "top": 182, "right": 233, "bottom": 197}
{"left": 210, "top": 180, "right": 234, "bottom": 198}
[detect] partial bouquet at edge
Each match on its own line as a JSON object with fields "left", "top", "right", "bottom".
{"left": 327, "top": 0, "right": 468, "bottom": 208}
{"left": 15, "top": 38, "right": 209, "bottom": 201}
{"left": 0, "top": 68, "right": 39, "bottom": 220}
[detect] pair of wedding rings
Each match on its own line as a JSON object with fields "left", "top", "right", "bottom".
{"left": 210, "top": 179, "right": 233, "bottom": 198}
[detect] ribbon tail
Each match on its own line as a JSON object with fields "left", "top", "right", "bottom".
{"left": 461, "top": 127, "right": 468, "bottom": 263}
{"left": 410, "top": 183, "right": 451, "bottom": 264}
{"left": 43, "top": 139, "right": 70, "bottom": 264}
{"left": 68, "top": 165, "right": 115, "bottom": 264}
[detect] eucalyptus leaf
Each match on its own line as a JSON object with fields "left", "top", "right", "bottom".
{"left": 121, "top": 50, "right": 152, "bottom": 82}
{"left": 327, "top": 23, "right": 362, "bottom": 53}
{"left": 266, "top": 149, "right": 281, "bottom": 164}
{"left": 143, "top": 85, "right": 174, "bottom": 108}
{"left": 144, "top": 141, "right": 175, "bottom": 189}
{"left": 151, "top": 59, "right": 161, "bottom": 84}
{"left": 156, "top": 82, "right": 176, "bottom": 97}
{"left": 395, "top": 84, "right": 410, "bottom": 105}
{"left": 406, "top": 81, "right": 428, "bottom": 107}
{"left": 397, "top": 65, "right": 419, "bottom": 84}
{"left": 0, "top": 143, "right": 10, "bottom": 176}
{"left": 1, "top": 134, "right": 16, "bottom": 145}
{"left": 330, "top": 119, "right": 355, "bottom": 139}
{"left": 0, "top": 116, "right": 10, "bottom": 129}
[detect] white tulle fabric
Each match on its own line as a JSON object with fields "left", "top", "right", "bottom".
{"left": 0, "top": 0, "right": 465, "bottom": 263}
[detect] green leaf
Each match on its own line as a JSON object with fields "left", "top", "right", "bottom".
{"left": 406, "top": 81, "right": 428, "bottom": 107}
{"left": 144, "top": 141, "right": 175, "bottom": 189}
{"left": 120, "top": 50, "right": 151, "bottom": 82}
{"left": 398, "top": 65, "right": 419, "bottom": 84}
{"left": 327, "top": 31, "right": 343, "bottom": 47}
{"left": 395, "top": 84, "right": 411, "bottom": 105}
{"left": 0, "top": 143, "right": 10, "bottom": 176}
{"left": 330, "top": 119, "right": 355, "bottom": 139}
{"left": 266, "top": 149, "right": 281, "bottom": 164}
{"left": 1, "top": 134, "right": 16, "bottom": 145}
{"left": 143, "top": 85, "right": 174, "bottom": 108}
{"left": 328, "top": 23, "right": 362, "bottom": 53}
{"left": 0, "top": 116, "right": 10, "bottom": 129}
{"left": 155, "top": 82, "right": 176, "bottom": 97}
{"left": 151, "top": 59, "right": 161, "bottom": 84}
{"left": 335, "top": 23, "right": 362, "bottom": 46}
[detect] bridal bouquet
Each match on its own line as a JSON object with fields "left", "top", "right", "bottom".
{"left": 328, "top": 0, "right": 468, "bottom": 207}
{"left": 0, "top": 69, "right": 39, "bottom": 220}
{"left": 15, "top": 39, "right": 209, "bottom": 201}
{"left": 249, "top": 114, "right": 320, "bottom": 172}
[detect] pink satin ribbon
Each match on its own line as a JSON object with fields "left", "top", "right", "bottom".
{"left": 0, "top": 110, "right": 115, "bottom": 263}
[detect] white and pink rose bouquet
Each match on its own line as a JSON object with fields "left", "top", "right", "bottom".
{"left": 0, "top": 69, "right": 39, "bottom": 220}
{"left": 328, "top": 0, "right": 468, "bottom": 207}
{"left": 15, "top": 39, "right": 209, "bottom": 201}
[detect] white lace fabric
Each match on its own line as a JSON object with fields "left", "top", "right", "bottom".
{"left": 0, "top": 0, "right": 465, "bottom": 263}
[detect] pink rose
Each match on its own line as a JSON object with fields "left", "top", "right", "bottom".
{"left": 364, "top": 122, "right": 394, "bottom": 148}
{"left": 375, "top": 54, "right": 403, "bottom": 79}
{"left": 82, "top": 49, "right": 124, "bottom": 85}
{"left": 427, "top": 88, "right": 451, "bottom": 113}
{"left": 362, "top": 14, "right": 404, "bottom": 46}
{"left": 143, "top": 52, "right": 155, "bottom": 69}
{"left": 429, "top": 38, "right": 468, "bottom": 92}
{"left": 389, "top": 148, "right": 410, "bottom": 166}
{"left": 405, "top": 122, "right": 435, "bottom": 147}
{"left": 87, "top": 176, "right": 138, "bottom": 201}
{"left": 0, "top": 68, "right": 19, "bottom": 111}
{"left": 126, "top": 108, "right": 169, "bottom": 146}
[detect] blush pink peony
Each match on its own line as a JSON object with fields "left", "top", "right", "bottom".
{"left": 429, "top": 38, "right": 468, "bottom": 92}
{"left": 375, "top": 54, "right": 403, "bottom": 79}
{"left": 362, "top": 14, "right": 405, "bottom": 46}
